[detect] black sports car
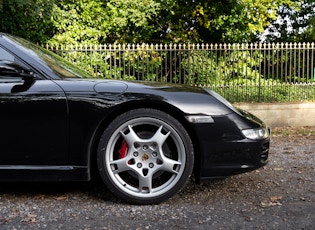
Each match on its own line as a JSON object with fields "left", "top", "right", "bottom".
{"left": 0, "top": 33, "right": 270, "bottom": 204}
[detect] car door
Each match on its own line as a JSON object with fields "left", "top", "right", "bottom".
{"left": 0, "top": 46, "right": 69, "bottom": 165}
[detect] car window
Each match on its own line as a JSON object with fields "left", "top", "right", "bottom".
{"left": 4, "top": 35, "right": 91, "bottom": 79}
{"left": 0, "top": 46, "right": 15, "bottom": 62}
{"left": 0, "top": 47, "right": 32, "bottom": 82}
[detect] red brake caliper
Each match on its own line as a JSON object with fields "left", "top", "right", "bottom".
{"left": 118, "top": 140, "right": 129, "bottom": 159}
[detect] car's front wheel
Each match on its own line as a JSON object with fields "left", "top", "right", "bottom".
{"left": 97, "top": 108, "right": 194, "bottom": 204}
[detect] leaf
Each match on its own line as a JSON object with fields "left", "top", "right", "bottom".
{"left": 270, "top": 196, "right": 282, "bottom": 202}
{"left": 56, "top": 195, "right": 68, "bottom": 201}
{"left": 21, "top": 214, "right": 37, "bottom": 223}
{"left": 260, "top": 196, "right": 283, "bottom": 207}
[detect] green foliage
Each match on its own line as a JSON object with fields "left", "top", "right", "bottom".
{"left": 0, "top": 0, "right": 56, "bottom": 43}
{"left": 2, "top": 0, "right": 314, "bottom": 103}
{"left": 54, "top": 44, "right": 167, "bottom": 81}
{"left": 104, "top": 0, "right": 160, "bottom": 43}
{"left": 50, "top": 0, "right": 106, "bottom": 44}
{"left": 210, "top": 82, "right": 315, "bottom": 103}
{"left": 121, "top": 45, "right": 165, "bottom": 81}
{"left": 180, "top": 49, "right": 263, "bottom": 86}
{"left": 293, "top": 0, "right": 315, "bottom": 42}
{"left": 50, "top": 0, "right": 160, "bottom": 45}
{"left": 154, "top": 0, "right": 300, "bottom": 43}
{"left": 266, "top": 0, "right": 315, "bottom": 42}
{"left": 49, "top": 42, "right": 315, "bottom": 102}
{"left": 54, "top": 44, "right": 123, "bottom": 79}
{"left": 1, "top": 0, "right": 306, "bottom": 44}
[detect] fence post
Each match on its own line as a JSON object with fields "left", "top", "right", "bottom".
{"left": 45, "top": 41, "right": 315, "bottom": 103}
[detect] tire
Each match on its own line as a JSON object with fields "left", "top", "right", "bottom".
{"left": 97, "top": 108, "right": 194, "bottom": 204}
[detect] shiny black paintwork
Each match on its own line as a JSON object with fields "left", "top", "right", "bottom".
{"left": 0, "top": 34, "right": 269, "bottom": 182}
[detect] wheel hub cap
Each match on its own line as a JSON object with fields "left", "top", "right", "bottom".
{"left": 142, "top": 153, "right": 149, "bottom": 161}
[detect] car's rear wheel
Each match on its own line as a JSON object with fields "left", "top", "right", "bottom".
{"left": 97, "top": 108, "right": 194, "bottom": 204}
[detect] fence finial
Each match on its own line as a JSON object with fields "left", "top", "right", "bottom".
{"left": 44, "top": 41, "right": 315, "bottom": 103}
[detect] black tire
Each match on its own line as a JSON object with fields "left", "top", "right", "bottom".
{"left": 97, "top": 108, "right": 194, "bottom": 204}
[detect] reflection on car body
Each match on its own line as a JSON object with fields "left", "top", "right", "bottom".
{"left": 0, "top": 33, "right": 270, "bottom": 204}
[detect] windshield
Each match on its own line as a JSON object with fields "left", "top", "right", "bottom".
{"left": 5, "top": 35, "right": 92, "bottom": 79}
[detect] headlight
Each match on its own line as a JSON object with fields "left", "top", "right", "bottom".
{"left": 242, "top": 127, "right": 269, "bottom": 140}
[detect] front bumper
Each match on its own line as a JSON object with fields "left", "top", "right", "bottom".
{"left": 191, "top": 112, "right": 270, "bottom": 181}
{"left": 199, "top": 137, "right": 269, "bottom": 180}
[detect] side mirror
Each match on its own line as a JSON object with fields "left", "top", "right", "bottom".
{"left": 0, "top": 60, "right": 36, "bottom": 93}
{"left": 0, "top": 60, "right": 36, "bottom": 80}
{"left": 20, "top": 70, "right": 36, "bottom": 82}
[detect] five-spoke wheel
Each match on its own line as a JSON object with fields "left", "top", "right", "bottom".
{"left": 97, "top": 109, "right": 194, "bottom": 204}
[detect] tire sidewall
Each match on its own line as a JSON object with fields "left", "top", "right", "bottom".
{"left": 97, "top": 108, "right": 194, "bottom": 204}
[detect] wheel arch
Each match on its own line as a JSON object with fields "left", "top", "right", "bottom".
{"left": 87, "top": 99, "right": 201, "bottom": 183}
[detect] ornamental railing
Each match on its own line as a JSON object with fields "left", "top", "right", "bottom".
{"left": 46, "top": 42, "right": 315, "bottom": 103}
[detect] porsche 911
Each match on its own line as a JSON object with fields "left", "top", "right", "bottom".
{"left": 0, "top": 33, "right": 270, "bottom": 204}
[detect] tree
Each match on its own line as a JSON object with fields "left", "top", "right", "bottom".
{"left": 152, "top": 0, "right": 299, "bottom": 43}
{"left": 103, "top": 0, "right": 160, "bottom": 43}
{"left": 1, "top": 0, "right": 303, "bottom": 44}
{"left": 301, "top": 17, "right": 315, "bottom": 42}
{"left": 0, "top": 0, "right": 55, "bottom": 43}
{"left": 50, "top": 0, "right": 160, "bottom": 44}
{"left": 49, "top": 0, "right": 106, "bottom": 44}
{"left": 265, "top": 0, "right": 315, "bottom": 42}
{"left": 292, "top": 0, "right": 315, "bottom": 42}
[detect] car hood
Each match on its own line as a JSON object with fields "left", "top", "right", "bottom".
{"left": 54, "top": 78, "right": 236, "bottom": 116}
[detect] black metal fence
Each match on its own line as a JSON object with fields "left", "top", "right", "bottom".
{"left": 46, "top": 42, "right": 315, "bottom": 103}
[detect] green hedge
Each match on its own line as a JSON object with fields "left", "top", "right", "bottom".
{"left": 210, "top": 83, "right": 315, "bottom": 103}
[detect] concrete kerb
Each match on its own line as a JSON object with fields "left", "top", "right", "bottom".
{"left": 235, "top": 102, "right": 315, "bottom": 128}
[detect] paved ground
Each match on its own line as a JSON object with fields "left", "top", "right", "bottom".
{"left": 0, "top": 127, "right": 314, "bottom": 229}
